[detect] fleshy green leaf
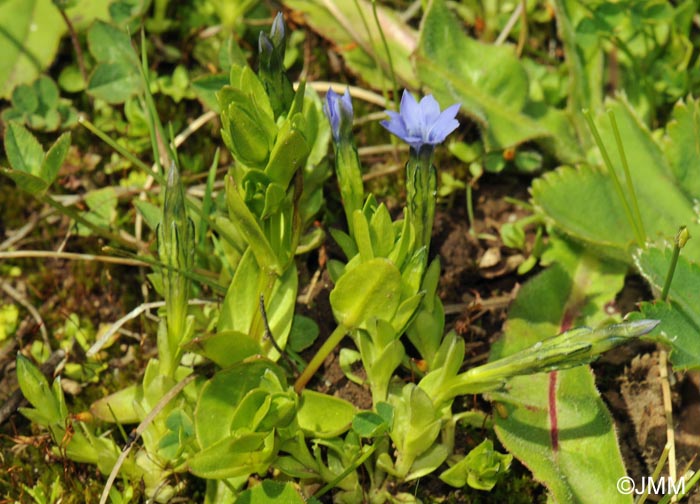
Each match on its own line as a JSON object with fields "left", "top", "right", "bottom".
{"left": 16, "top": 353, "right": 64, "bottom": 426}
{"left": 288, "top": 315, "right": 319, "bottom": 353}
{"left": 90, "top": 384, "right": 141, "bottom": 424}
{"left": 234, "top": 480, "right": 306, "bottom": 504}
{"left": 330, "top": 258, "right": 402, "bottom": 329}
{"left": 297, "top": 389, "right": 356, "bottom": 438}
{"left": 183, "top": 330, "right": 262, "bottom": 368}
{"left": 440, "top": 439, "right": 512, "bottom": 490}
{"left": 352, "top": 411, "right": 389, "bottom": 438}
{"left": 194, "top": 361, "right": 287, "bottom": 449}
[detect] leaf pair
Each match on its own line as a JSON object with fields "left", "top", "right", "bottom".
{"left": 1, "top": 122, "right": 70, "bottom": 194}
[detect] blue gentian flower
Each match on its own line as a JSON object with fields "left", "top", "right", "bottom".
{"left": 324, "top": 88, "right": 354, "bottom": 142}
{"left": 381, "top": 90, "right": 460, "bottom": 151}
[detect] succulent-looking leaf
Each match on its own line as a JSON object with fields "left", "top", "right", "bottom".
{"left": 235, "top": 480, "right": 306, "bottom": 504}
{"left": 329, "top": 258, "right": 402, "bottom": 329}
{"left": 297, "top": 390, "right": 356, "bottom": 438}
{"left": 440, "top": 439, "right": 512, "bottom": 490}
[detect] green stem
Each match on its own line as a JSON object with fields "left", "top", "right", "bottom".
{"left": 294, "top": 324, "right": 349, "bottom": 393}
{"left": 249, "top": 270, "right": 278, "bottom": 352}
{"left": 79, "top": 117, "right": 240, "bottom": 251}
{"left": 79, "top": 117, "right": 159, "bottom": 182}
{"left": 39, "top": 194, "right": 135, "bottom": 249}
{"left": 583, "top": 110, "right": 644, "bottom": 247}
{"left": 406, "top": 147, "right": 436, "bottom": 251}
{"left": 336, "top": 140, "right": 365, "bottom": 236}
{"left": 314, "top": 443, "right": 378, "bottom": 499}
{"left": 352, "top": 0, "right": 385, "bottom": 98}
{"left": 656, "top": 465, "right": 700, "bottom": 504}
{"left": 371, "top": 0, "right": 399, "bottom": 107}
{"left": 661, "top": 226, "right": 689, "bottom": 302}
{"left": 103, "top": 246, "right": 225, "bottom": 293}
{"left": 466, "top": 183, "right": 475, "bottom": 236}
{"left": 608, "top": 110, "right": 645, "bottom": 242}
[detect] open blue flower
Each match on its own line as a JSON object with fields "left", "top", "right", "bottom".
{"left": 324, "top": 88, "right": 354, "bottom": 142}
{"left": 381, "top": 91, "right": 460, "bottom": 151}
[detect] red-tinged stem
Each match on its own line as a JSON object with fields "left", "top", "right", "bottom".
{"left": 548, "top": 370, "right": 559, "bottom": 452}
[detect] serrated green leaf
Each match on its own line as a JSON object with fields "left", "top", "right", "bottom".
{"left": 663, "top": 97, "right": 700, "bottom": 199}
{"left": 35, "top": 75, "right": 58, "bottom": 108}
{"left": 41, "top": 131, "right": 70, "bottom": 185}
{"left": 532, "top": 99, "right": 700, "bottom": 263}
{"left": 4, "top": 122, "right": 44, "bottom": 175}
{"left": 0, "top": 168, "right": 48, "bottom": 194}
{"left": 84, "top": 186, "right": 117, "bottom": 225}
{"left": 87, "top": 19, "right": 136, "bottom": 63}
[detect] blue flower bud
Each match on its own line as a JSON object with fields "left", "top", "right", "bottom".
{"left": 324, "top": 87, "right": 354, "bottom": 143}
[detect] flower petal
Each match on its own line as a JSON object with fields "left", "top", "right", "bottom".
{"left": 325, "top": 87, "right": 355, "bottom": 142}
{"left": 399, "top": 91, "right": 421, "bottom": 132}
{"left": 380, "top": 116, "right": 409, "bottom": 140}
{"left": 340, "top": 88, "right": 353, "bottom": 118}
{"left": 418, "top": 95, "right": 441, "bottom": 126}
{"left": 426, "top": 103, "right": 460, "bottom": 143}
{"left": 381, "top": 90, "right": 460, "bottom": 149}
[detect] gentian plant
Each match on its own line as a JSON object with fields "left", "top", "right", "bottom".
{"left": 9, "top": 11, "right": 669, "bottom": 504}
{"left": 381, "top": 90, "right": 460, "bottom": 251}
